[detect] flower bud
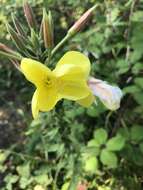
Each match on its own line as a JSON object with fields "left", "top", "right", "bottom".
{"left": 43, "top": 8, "right": 54, "bottom": 48}
{"left": 88, "top": 77, "right": 123, "bottom": 110}
{"left": 68, "top": 5, "right": 97, "bottom": 36}
{"left": 23, "top": 0, "right": 37, "bottom": 30}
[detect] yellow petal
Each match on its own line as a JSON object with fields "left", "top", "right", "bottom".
{"left": 53, "top": 64, "right": 86, "bottom": 79}
{"left": 36, "top": 86, "right": 60, "bottom": 112}
{"left": 58, "top": 80, "right": 90, "bottom": 100}
{"left": 54, "top": 51, "right": 90, "bottom": 78}
{"left": 31, "top": 90, "right": 39, "bottom": 119}
{"left": 77, "top": 91, "right": 95, "bottom": 107}
{"left": 21, "top": 58, "right": 53, "bottom": 86}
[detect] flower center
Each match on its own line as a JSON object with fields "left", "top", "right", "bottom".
{"left": 45, "top": 77, "right": 53, "bottom": 87}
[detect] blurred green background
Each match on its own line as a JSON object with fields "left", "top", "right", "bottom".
{"left": 0, "top": 0, "right": 143, "bottom": 189}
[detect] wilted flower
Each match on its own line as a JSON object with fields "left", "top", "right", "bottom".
{"left": 21, "top": 51, "right": 92, "bottom": 118}
{"left": 88, "top": 77, "right": 123, "bottom": 110}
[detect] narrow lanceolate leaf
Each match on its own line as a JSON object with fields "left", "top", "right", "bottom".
{"left": 6, "top": 24, "right": 37, "bottom": 58}
{"left": 0, "top": 50, "right": 22, "bottom": 61}
{"left": 30, "top": 28, "right": 40, "bottom": 53}
{"left": 23, "top": 0, "right": 37, "bottom": 31}
{"left": 6, "top": 23, "right": 27, "bottom": 51}
{"left": 11, "top": 13, "right": 27, "bottom": 37}
{"left": 43, "top": 8, "right": 54, "bottom": 49}
{"left": 0, "top": 43, "right": 22, "bottom": 60}
{"left": 0, "top": 43, "right": 15, "bottom": 54}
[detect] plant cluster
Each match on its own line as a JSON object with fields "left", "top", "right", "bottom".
{"left": 0, "top": 0, "right": 143, "bottom": 190}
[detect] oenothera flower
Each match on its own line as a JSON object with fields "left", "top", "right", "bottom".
{"left": 21, "top": 51, "right": 93, "bottom": 118}
{"left": 21, "top": 51, "right": 122, "bottom": 118}
{"left": 88, "top": 77, "right": 123, "bottom": 110}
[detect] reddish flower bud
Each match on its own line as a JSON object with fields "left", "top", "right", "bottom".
{"left": 43, "top": 8, "right": 54, "bottom": 49}
{"left": 68, "top": 5, "right": 97, "bottom": 36}
{"left": 23, "top": 0, "right": 37, "bottom": 30}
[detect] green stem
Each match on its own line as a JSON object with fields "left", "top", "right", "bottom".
{"left": 40, "top": 134, "right": 48, "bottom": 160}
{"left": 0, "top": 50, "right": 22, "bottom": 61}
{"left": 0, "top": 148, "right": 51, "bottom": 163}
{"left": 44, "top": 32, "right": 73, "bottom": 64}
{"left": 45, "top": 48, "right": 52, "bottom": 65}
{"left": 51, "top": 33, "right": 71, "bottom": 56}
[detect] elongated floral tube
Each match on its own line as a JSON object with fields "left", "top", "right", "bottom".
{"left": 88, "top": 77, "right": 122, "bottom": 110}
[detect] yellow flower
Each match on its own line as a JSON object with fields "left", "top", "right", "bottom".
{"left": 20, "top": 51, "right": 94, "bottom": 118}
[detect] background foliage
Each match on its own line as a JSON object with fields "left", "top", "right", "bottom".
{"left": 0, "top": 0, "right": 143, "bottom": 189}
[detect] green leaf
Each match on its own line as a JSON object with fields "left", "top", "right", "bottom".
{"left": 100, "top": 149, "right": 118, "bottom": 168}
{"left": 4, "top": 174, "right": 19, "bottom": 184}
{"left": 83, "top": 143, "right": 100, "bottom": 157}
{"left": 131, "top": 125, "right": 143, "bottom": 142}
{"left": 93, "top": 128, "right": 108, "bottom": 146}
{"left": 139, "top": 142, "right": 143, "bottom": 153}
{"left": 19, "top": 177, "right": 32, "bottom": 189}
{"left": 16, "top": 162, "right": 30, "bottom": 178}
{"left": 131, "top": 11, "right": 143, "bottom": 22}
{"left": 116, "top": 59, "right": 130, "bottom": 75}
{"left": 134, "top": 77, "right": 143, "bottom": 89}
{"left": 133, "top": 92, "right": 143, "bottom": 105}
{"left": 132, "top": 63, "right": 143, "bottom": 74}
{"left": 84, "top": 156, "right": 98, "bottom": 173}
{"left": 87, "top": 102, "right": 106, "bottom": 117}
{"left": 118, "top": 127, "right": 130, "bottom": 140}
{"left": 61, "top": 182, "right": 70, "bottom": 190}
{"left": 34, "top": 174, "right": 52, "bottom": 186}
{"left": 132, "top": 148, "right": 143, "bottom": 166}
{"left": 106, "top": 134, "right": 125, "bottom": 151}
{"left": 0, "top": 151, "right": 9, "bottom": 164}
{"left": 123, "top": 85, "right": 140, "bottom": 94}
{"left": 129, "top": 50, "right": 142, "bottom": 62}
{"left": 87, "top": 139, "right": 100, "bottom": 147}
{"left": 110, "top": 7, "right": 119, "bottom": 23}
{"left": 4, "top": 174, "right": 19, "bottom": 190}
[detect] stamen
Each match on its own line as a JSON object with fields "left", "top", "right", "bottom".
{"left": 45, "top": 77, "right": 53, "bottom": 87}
